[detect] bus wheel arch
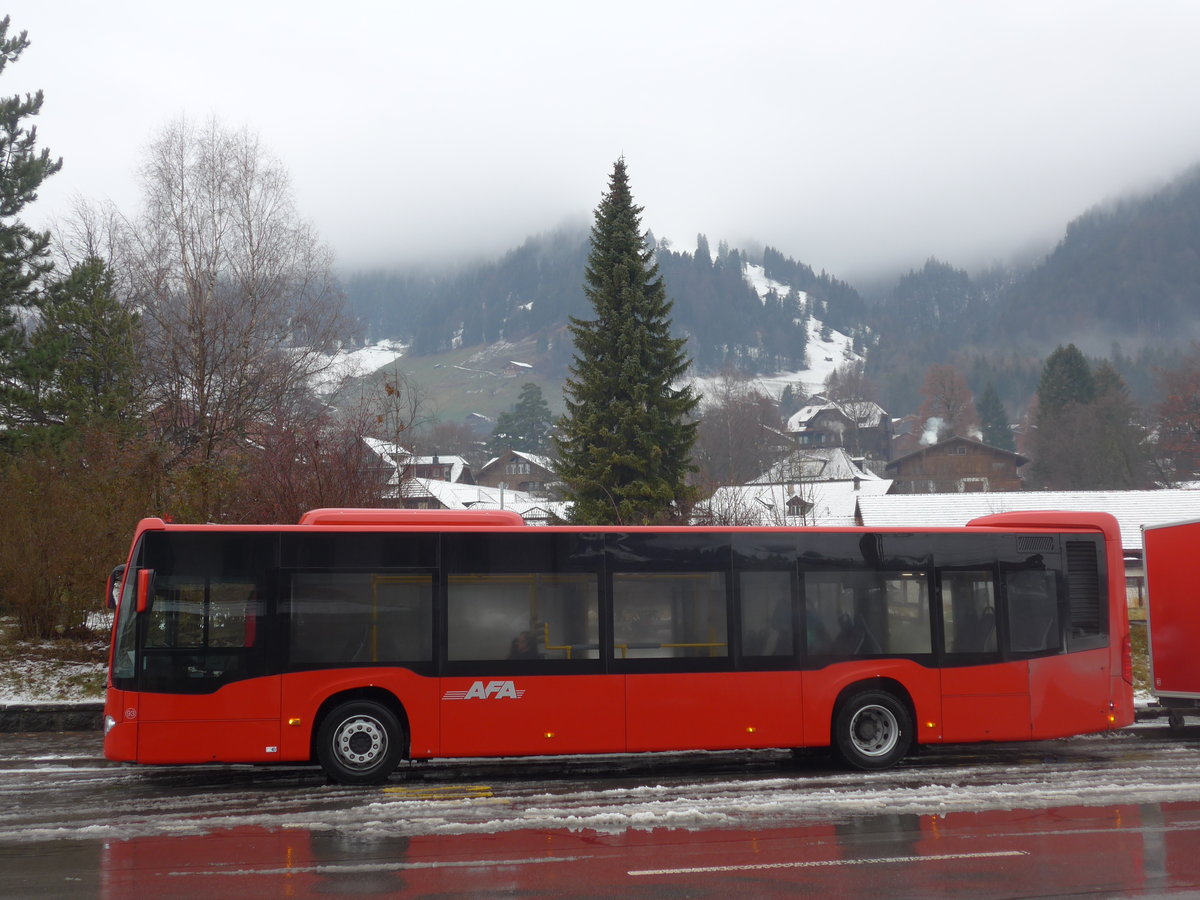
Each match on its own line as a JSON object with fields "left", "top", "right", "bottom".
{"left": 312, "top": 689, "right": 409, "bottom": 785}
{"left": 831, "top": 679, "right": 915, "bottom": 770}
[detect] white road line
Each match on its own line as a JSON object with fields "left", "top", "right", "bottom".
{"left": 628, "top": 850, "right": 1028, "bottom": 877}
{"left": 169, "top": 856, "right": 583, "bottom": 877}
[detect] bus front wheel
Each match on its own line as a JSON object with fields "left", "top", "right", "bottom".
{"left": 833, "top": 690, "right": 912, "bottom": 770}
{"left": 316, "top": 700, "right": 404, "bottom": 785}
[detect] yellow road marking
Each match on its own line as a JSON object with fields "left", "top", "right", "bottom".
{"left": 383, "top": 784, "right": 494, "bottom": 800}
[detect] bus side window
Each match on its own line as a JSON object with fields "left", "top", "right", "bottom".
{"left": 447, "top": 573, "right": 599, "bottom": 662}
{"left": 803, "top": 572, "right": 930, "bottom": 657}
{"left": 880, "top": 574, "right": 931, "bottom": 654}
{"left": 802, "top": 576, "right": 845, "bottom": 655}
{"left": 738, "top": 571, "right": 793, "bottom": 657}
{"left": 288, "top": 573, "right": 434, "bottom": 666}
{"left": 611, "top": 572, "right": 728, "bottom": 659}
{"left": 1005, "top": 569, "right": 1061, "bottom": 654}
{"left": 940, "top": 571, "right": 998, "bottom": 654}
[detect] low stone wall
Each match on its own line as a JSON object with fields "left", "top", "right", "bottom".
{"left": 0, "top": 702, "right": 103, "bottom": 732}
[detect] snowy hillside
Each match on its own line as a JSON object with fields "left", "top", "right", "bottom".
{"left": 312, "top": 339, "right": 408, "bottom": 394}
{"left": 322, "top": 261, "right": 862, "bottom": 412}
{"left": 687, "top": 263, "right": 863, "bottom": 406}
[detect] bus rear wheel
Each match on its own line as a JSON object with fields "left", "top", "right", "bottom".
{"left": 834, "top": 689, "right": 912, "bottom": 770}
{"left": 317, "top": 700, "right": 404, "bottom": 785}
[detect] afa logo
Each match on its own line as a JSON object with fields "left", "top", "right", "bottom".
{"left": 442, "top": 680, "right": 526, "bottom": 701}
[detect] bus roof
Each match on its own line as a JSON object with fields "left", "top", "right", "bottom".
{"left": 128, "top": 508, "right": 1122, "bottom": 543}
{"left": 297, "top": 508, "right": 526, "bottom": 528}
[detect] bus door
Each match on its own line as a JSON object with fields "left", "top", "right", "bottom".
{"left": 136, "top": 574, "right": 281, "bottom": 764}
{"left": 937, "top": 568, "right": 1032, "bottom": 742}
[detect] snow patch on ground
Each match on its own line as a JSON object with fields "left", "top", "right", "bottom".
{"left": 311, "top": 340, "right": 408, "bottom": 393}
{"left": 0, "top": 618, "right": 108, "bottom": 704}
{"left": 0, "top": 654, "right": 106, "bottom": 704}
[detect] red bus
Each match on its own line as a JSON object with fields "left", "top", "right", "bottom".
{"left": 103, "top": 508, "right": 1134, "bottom": 785}
{"left": 1143, "top": 518, "right": 1200, "bottom": 728}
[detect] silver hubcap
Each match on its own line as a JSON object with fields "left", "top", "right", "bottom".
{"left": 333, "top": 714, "right": 388, "bottom": 769}
{"left": 849, "top": 704, "right": 899, "bottom": 757}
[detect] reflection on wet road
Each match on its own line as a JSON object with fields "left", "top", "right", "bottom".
{"left": 3, "top": 726, "right": 1200, "bottom": 897}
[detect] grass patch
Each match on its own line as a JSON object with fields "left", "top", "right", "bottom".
{"left": 1130, "top": 621, "right": 1151, "bottom": 697}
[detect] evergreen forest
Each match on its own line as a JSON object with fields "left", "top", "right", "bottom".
{"left": 343, "top": 161, "right": 1200, "bottom": 422}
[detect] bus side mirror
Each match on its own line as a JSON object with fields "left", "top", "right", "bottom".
{"left": 136, "top": 569, "right": 155, "bottom": 614}
{"left": 106, "top": 565, "right": 126, "bottom": 611}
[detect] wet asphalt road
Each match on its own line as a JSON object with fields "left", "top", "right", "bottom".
{"left": 4, "top": 726, "right": 1200, "bottom": 898}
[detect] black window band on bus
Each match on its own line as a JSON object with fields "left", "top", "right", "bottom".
{"left": 115, "top": 526, "right": 1108, "bottom": 693}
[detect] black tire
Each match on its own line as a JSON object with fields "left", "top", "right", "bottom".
{"left": 833, "top": 689, "right": 912, "bottom": 770}
{"left": 316, "top": 700, "right": 404, "bottom": 785}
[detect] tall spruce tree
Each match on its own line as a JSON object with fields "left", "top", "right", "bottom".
{"left": 0, "top": 17, "right": 63, "bottom": 431}
{"left": 555, "top": 158, "right": 698, "bottom": 524}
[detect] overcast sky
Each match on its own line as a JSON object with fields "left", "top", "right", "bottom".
{"left": 8, "top": 1, "right": 1200, "bottom": 281}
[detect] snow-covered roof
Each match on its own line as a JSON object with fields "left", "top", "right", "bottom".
{"left": 479, "top": 450, "right": 556, "bottom": 478}
{"left": 751, "top": 447, "right": 882, "bottom": 485}
{"left": 362, "top": 436, "right": 409, "bottom": 463}
{"left": 395, "top": 478, "right": 568, "bottom": 524}
{"left": 855, "top": 489, "right": 1200, "bottom": 552}
{"left": 407, "top": 455, "right": 470, "bottom": 483}
{"left": 366, "top": 440, "right": 471, "bottom": 485}
{"left": 786, "top": 398, "right": 888, "bottom": 432}
{"left": 695, "top": 479, "right": 893, "bottom": 527}
{"left": 512, "top": 450, "right": 554, "bottom": 470}
{"left": 788, "top": 402, "right": 835, "bottom": 429}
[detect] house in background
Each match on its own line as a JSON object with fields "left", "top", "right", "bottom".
{"left": 885, "top": 435, "right": 1028, "bottom": 494}
{"left": 749, "top": 446, "right": 877, "bottom": 487}
{"left": 363, "top": 438, "right": 476, "bottom": 486}
{"left": 786, "top": 396, "right": 893, "bottom": 462}
{"left": 397, "top": 477, "right": 568, "bottom": 524}
{"left": 476, "top": 449, "right": 556, "bottom": 495}
{"left": 404, "top": 454, "right": 475, "bottom": 485}
{"left": 694, "top": 446, "right": 892, "bottom": 526}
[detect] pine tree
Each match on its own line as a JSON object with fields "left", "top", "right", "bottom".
{"left": 1030, "top": 346, "right": 1146, "bottom": 489}
{"left": 977, "top": 382, "right": 1014, "bottom": 450}
{"left": 1088, "top": 360, "right": 1148, "bottom": 488}
{"left": 1037, "top": 344, "right": 1094, "bottom": 415}
{"left": 488, "top": 382, "right": 553, "bottom": 454}
{"left": 0, "top": 17, "right": 64, "bottom": 429}
{"left": 1031, "top": 345, "right": 1095, "bottom": 488}
{"left": 555, "top": 158, "right": 698, "bottom": 524}
{"left": 25, "top": 258, "right": 141, "bottom": 436}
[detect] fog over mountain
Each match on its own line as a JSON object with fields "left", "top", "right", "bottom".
{"left": 11, "top": 1, "right": 1200, "bottom": 281}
